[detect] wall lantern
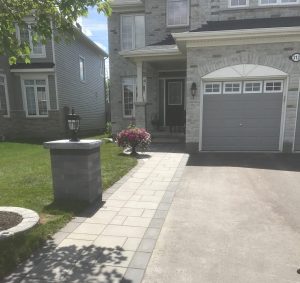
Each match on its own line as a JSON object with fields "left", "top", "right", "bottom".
{"left": 67, "top": 108, "right": 80, "bottom": 142}
{"left": 191, "top": 82, "right": 197, "bottom": 99}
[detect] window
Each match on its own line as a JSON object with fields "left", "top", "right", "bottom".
{"left": 100, "top": 59, "right": 105, "bottom": 77}
{"left": 22, "top": 78, "right": 49, "bottom": 117}
{"left": 167, "top": 0, "right": 189, "bottom": 27}
{"left": 264, "top": 81, "right": 283, "bottom": 93}
{"left": 260, "top": 0, "right": 298, "bottom": 5}
{"left": 17, "top": 24, "right": 45, "bottom": 57}
{"left": 0, "top": 75, "right": 9, "bottom": 116}
{"left": 168, "top": 81, "right": 182, "bottom": 105}
{"left": 223, "top": 82, "right": 242, "bottom": 94}
{"left": 121, "top": 15, "right": 145, "bottom": 50}
{"left": 204, "top": 83, "right": 221, "bottom": 94}
{"left": 244, "top": 81, "right": 263, "bottom": 93}
{"left": 229, "top": 0, "right": 249, "bottom": 7}
{"left": 79, "top": 56, "right": 86, "bottom": 82}
{"left": 122, "top": 78, "right": 136, "bottom": 117}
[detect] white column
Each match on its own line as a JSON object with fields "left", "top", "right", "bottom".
{"left": 136, "top": 61, "right": 144, "bottom": 102}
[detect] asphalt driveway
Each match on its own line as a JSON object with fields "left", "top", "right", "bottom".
{"left": 142, "top": 153, "right": 300, "bottom": 283}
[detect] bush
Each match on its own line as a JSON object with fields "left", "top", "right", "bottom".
{"left": 104, "top": 122, "right": 112, "bottom": 137}
{"left": 116, "top": 127, "right": 151, "bottom": 154}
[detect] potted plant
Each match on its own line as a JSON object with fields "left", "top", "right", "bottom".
{"left": 116, "top": 126, "right": 151, "bottom": 155}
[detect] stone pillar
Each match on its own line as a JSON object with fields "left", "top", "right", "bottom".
{"left": 44, "top": 140, "right": 102, "bottom": 203}
{"left": 135, "top": 102, "right": 147, "bottom": 129}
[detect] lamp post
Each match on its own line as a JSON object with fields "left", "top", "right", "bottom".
{"left": 67, "top": 108, "right": 80, "bottom": 142}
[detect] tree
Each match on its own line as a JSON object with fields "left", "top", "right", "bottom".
{"left": 0, "top": 0, "right": 111, "bottom": 65}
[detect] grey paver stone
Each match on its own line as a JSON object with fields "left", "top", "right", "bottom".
{"left": 129, "top": 252, "right": 152, "bottom": 269}
{"left": 143, "top": 228, "right": 161, "bottom": 240}
{"left": 137, "top": 238, "right": 157, "bottom": 253}
{"left": 122, "top": 268, "right": 145, "bottom": 283}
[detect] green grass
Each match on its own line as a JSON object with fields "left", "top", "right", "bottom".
{"left": 0, "top": 137, "right": 137, "bottom": 279}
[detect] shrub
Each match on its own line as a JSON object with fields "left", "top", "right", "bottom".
{"left": 116, "top": 127, "right": 151, "bottom": 154}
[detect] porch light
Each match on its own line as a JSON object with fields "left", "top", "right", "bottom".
{"left": 191, "top": 82, "right": 197, "bottom": 98}
{"left": 67, "top": 108, "right": 80, "bottom": 142}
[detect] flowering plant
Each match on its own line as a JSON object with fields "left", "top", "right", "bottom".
{"left": 116, "top": 127, "right": 151, "bottom": 154}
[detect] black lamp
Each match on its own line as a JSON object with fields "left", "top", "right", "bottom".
{"left": 191, "top": 82, "right": 197, "bottom": 99}
{"left": 67, "top": 108, "right": 80, "bottom": 142}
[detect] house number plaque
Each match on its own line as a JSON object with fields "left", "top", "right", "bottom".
{"left": 290, "top": 53, "right": 300, "bottom": 62}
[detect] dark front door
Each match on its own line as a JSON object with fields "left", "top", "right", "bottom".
{"left": 166, "top": 79, "right": 185, "bottom": 127}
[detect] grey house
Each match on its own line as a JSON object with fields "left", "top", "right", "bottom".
{"left": 109, "top": 0, "right": 300, "bottom": 152}
{"left": 0, "top": 27, "right": 107, "bottom": 140}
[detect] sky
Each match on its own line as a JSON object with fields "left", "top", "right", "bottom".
{"left": 78, "top": 8, "right": 109, "bottom": 53}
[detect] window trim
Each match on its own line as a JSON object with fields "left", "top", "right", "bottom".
{"left": 228, "top": 0, "right": 249, "bottom": 8}
{"left": 120, "top": 14, "right": 145, "bottom": 51}
{"left": 264, "top": 80, "right": 284, "bottom": 93}
{"left": 223, "top": 81, "right": 242, "bottom": 94}
{"left": 204, "top": 82, "right": 222, "bottom": 95}
{"left": 21, "top": 74, "right": 50, "bottom": 118}
{"left": 0, "top": 74, "right": 10, "bottom": 118}
{"left": 79, "top": 56, "right": 86, "bottom": 82}
{"left": 166, "top": 0, "right": 190, "bottom": 28}
{"left": 243, "top": 81, "right": 263, "bottom": 93}
{"left": 122, "top": 77, "right": 136, "bottom": 118}
{"left": 16, "top": 24, "right": 46, "bottom": 58}
{"left": 259, "top": 0, "right": 299, "bottom": 5}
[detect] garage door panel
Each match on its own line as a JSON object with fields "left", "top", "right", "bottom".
{"left": 295, "top": 101, "right": 300, "bottom": 151}
{"left": 202, "top": 91, "right": 283, "bottom": 151}
{"left": 203, "top": 137, "right": 280, "bottom": 151}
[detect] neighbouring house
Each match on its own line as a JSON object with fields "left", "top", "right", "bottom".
{"left": 109, "top": 0, "right": 300, "bottom": 152}
{"left": 0, "top": 25, "right": 107, "bottom": 140}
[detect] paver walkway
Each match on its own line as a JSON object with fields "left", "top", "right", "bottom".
{"left": 3, "top": 145, "right": 188, "bottom": 283}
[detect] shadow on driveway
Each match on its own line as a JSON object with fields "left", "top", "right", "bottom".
{"left": 187, "top": 152, "right": 300, "bottom": 172}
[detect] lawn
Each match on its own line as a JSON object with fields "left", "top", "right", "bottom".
{"left": 0, "top": 137, "right": 137, "bottom": 279}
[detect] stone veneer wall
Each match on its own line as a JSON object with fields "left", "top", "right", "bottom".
{"left": 186, "top": 42, "right": 300, "bottom": 152}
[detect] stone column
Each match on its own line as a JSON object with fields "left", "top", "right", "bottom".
{"left": 44, "top": 140, "right": 102, "bottom": 203}
{"left": 135, "top": 102, "right": 147, "bottom": 129}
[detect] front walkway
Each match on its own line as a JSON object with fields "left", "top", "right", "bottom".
{"left": 4, "top": 145, "right": 188, "bottom": 283}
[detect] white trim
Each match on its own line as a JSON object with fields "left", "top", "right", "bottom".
{"left": 199, "top": 80, "right": 204, "bottom": 151}
{"left": 203, "top": 82, "right": 222, "bottom": 95}
{"left": 243, "top": 81, "right": 263, "bottom": 93}
{"left": 264, "top": 80, "right": 284, "bottom": 93}
{"left": 292, "top": 78, "right": 300, "bottom": 152}
{"left": 79, "top": 56, "right": 86, "bottom": 82}
{"left": 0, "top": 74, "right": 10, "bottom": 117}
{"left": 10, "top": 68, "right": 54, "bottom": 73}
{"left": 228, "top": 0, "right": 249, "bottom": 8}
{"left": 21, "top": 74, "right": 50, "bottom": 118}
{"left": 166, "top": 0, "right": 190, "bottom": 28}
{"left": 279, "top": 78, "right": 289, "bottom": 151}
{"left": 259, "top": 0, "right": 299, "bottom": 6}
{"left": 223, "top": 81, "right": 242, "bottom": 94}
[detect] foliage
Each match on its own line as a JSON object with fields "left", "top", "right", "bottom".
{"left": 0, "top": 137, "right": 137, "bottom": 279}
{"left": 0, "top": 0, "right": 111, "bottom": 64}
{"left": 104, "top": 122, "right": 112, "bottom": 137}
{"left": 116, "top": 127, "right": 151, "bottom": 152}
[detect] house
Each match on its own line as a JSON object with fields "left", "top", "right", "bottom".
{"left": 0, "top": 25, "right": 107, "bottom": 140}
{"left": 108, "top": 0, "right": 300, "bottom": 152}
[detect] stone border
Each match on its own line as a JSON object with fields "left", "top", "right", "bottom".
{"left": 0, "top": 207, "right": 39, "bottom": 240}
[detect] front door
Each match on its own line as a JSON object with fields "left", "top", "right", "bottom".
{"left": 165, "top": 79, "right": 185, "bottom": 127}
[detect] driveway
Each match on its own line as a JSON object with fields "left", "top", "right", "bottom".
{"left": 143, "top": 153, "right": 300, "bottom": 283}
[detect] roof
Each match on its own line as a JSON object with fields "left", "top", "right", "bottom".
{"left": 150, "top": 35, "right": 176, "bottom": 46}
{"left": 191, "top": 16, "right": 300, "bottom": 32}
{"left": 10, "top": 62, "right": 55, "bottom": 69}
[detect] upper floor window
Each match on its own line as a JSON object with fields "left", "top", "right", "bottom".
{"left": 0, "top": 75, "right": 10, "bottom": 117}
{"left": 260, "top": 0, "right": 299, "bottom": 5}
{"left": 121, "top": 15, "right": 145, "bottom": 50}
{"left": 167, "top": 0, "right": 189, "bottom": 27}
{"left": 17, "top": 24, "right": 46, "bottom": 58}
{"left": 79, "top": 56, "right": 86, "bottom": 82}
{"left": 229, "top": 0, "right": 249, "bottom": 7}
{"left": 22, "top": 77, "right": 49, "bottom": 117}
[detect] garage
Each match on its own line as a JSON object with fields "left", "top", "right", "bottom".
{"left": 201, "top": 64, "right": 287, "bottom": 151}
{"left": 295, "top": 101, "right": 300, "bottom": 151}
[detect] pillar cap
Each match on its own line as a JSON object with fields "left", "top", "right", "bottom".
{"left": 44, "top": 139, "right": 102, "bottom": 150}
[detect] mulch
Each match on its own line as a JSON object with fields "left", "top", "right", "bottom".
{"left": 0, "top": 212, "right": 23, "bottom": 231}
